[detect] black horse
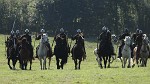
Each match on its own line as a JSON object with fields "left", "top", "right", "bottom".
{"left": 54, "top": 36, "right": 69, "bottom": 69}
{"left": 5, "top": 37, "right": 18, "bottom": 70}
{"left": 19, "top": 38, "right": 32, "bottom": 70}
{"left": 98, "top": 31, "right": 113, "bottom": 68}
{"left": 72, "top": 35, "right": 85, "bottom": 70}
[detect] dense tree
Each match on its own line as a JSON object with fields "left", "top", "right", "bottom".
{"left": 0, "top": 0, "right": 150, "bottom": 36}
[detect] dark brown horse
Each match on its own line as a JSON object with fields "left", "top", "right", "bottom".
{"left": 5, "top": 37, "right": 18, "bottom": 70}
{"left": 19, "top": 38, "right": 32, "bottom": 70}
{"left": 72, "top": 35, "right": 85, "bottom": 70}
{"left": 54, "top": 36, "right": 69, "bottom": 69}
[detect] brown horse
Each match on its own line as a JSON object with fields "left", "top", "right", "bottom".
{"left": 132, "top": 35, "right": 149, "bottom": 67}
{"left": 19, "top": 38, "right": 32, "bottom": 70}
{"left": 140, "top": 37, "right": 149, "bottom": 67}
{"left": 72, "top": 35, "right": 85, "bottom": 70}
{"left": 5, "top": 37, "right": 18, "bottom": 70}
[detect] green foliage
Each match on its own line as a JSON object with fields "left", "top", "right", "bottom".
{"left": 0, "top": 0, "right": 150, "bottom": 35}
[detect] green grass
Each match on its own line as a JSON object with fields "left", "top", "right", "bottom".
{"left": 0, "top": 34, "right": 150, "bottom": 84}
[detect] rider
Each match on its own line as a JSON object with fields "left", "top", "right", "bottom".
{"left": 16, "top": 30, "right": 21, "bottom": 39}
{"left": 97, "top": 26, "right": 108, "bottom": 54}
{"left": 54, "top": 28, "right": 69, "bottom": 56}
{"left": 118, "top": 28, "right": 131, "bottom": 58}
{"left": 71, "top": 29, "right": 86, "bottom": 60}
{"left": 132, "top": 28, "right": 140, "bottom": 45}
{"left": 35, "top": 29, "right": 52, "bottom": 58}
{"left": 20, "top": 29, "right": 34, "bottom": 59}
{"left": 106, "top": 29, "right": 116, "bottom": 55}
{"left": 9, "top": 30, "right": 15, "bottom": 40}
{"left": 135, "top": 30, "right": 144, "bottom": 57}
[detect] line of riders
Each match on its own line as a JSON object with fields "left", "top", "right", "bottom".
{"left": 5, "top": 26, "right": 150, "bottom": 69}
{"left": 98, "top": 26, "right": 150, "bottom": 60}
{"left": 5, "top": 28, "right": 86, "bottom": 69}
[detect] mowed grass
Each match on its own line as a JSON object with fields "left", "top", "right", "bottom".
{"left": 0, "top": 34, "right": 150, "bottom": 84}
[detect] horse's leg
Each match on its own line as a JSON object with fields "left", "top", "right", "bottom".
{"left": 56, "top": 57, "right": 60, "bottom": 69}
{"left": 107, "top": 55, "right": 111, "bottom": 68}
{"left": 8, "top": 58, "right": 12, "bottom": 69}
{"left": 74, "top": 59, "right": 77, "bottom": 70}
{"left": 48, "top": 57, "right": 51, "bottom": 69}
{"left": 145, "top": 58, "right": 148, "bottom": 67}
{"left": 99, "top": 56, "right": 103, "bottom": 69}
{"left": 127, "top": 57, "right": 131, "bottom": 68}
{"left": 12, "top": 55, "right": 16, "bottom": 70}
{"left": 39, "top": 58, "right": 42, "bottom": 70}
{"left": 44, "top": 57, "right": 47, "bottom": 70}
{"left": 25, "top": 60, "right": 27, "bottom": 70}
{"left": 78, "top": 59, "right": 82, "bottom": 69}
{"left": 103, "top": 57, "right": 107, "bottom": 68}
{"left": 29, "top": 59, "right": 32, "bottom": 70}
{"left": 60, "top": 59, "right": 64, "bottom": 69}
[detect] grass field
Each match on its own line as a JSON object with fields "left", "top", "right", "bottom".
{"left": 0, "top": 34, "right": 150, "bottom": 84}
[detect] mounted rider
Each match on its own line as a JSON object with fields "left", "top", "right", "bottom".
{"left": 71, "top": 29, "right": 86, "bottom": 59}
{"left": 135, "top": 30, "right": 149, "bottom": 57}
{"left": 97, "top": 26, "right": 115, "bottom": 55}
{"left": 54, "top": 28, "right": 70, "bottom": 56}
{"left": 16, "top": 30, "right": 21, "bottom": 39}
{"left": 35, "top": 29, "right": 52, "bottom": 58}
{"left": 118, "top": 28, "right": 132, "bottom": 58}
{"left": 131, "top": 28, "right": 140, "bottom": 47}
{"left": 97, "top": 26, "right": 108, "bottom": 54}
{"left": 20, "top": 29, "right": 34, "bottom": 59}
{"left": 6, "top": 30, "right": 17, "bottom": 58}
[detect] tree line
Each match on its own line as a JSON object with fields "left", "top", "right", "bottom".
{"left": 0, "top": 0, "right": 150, "bottom": 37}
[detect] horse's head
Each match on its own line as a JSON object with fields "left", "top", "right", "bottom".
{"left": 77, "top": 35, "right": 84, "bottom": 45}
{"left": 41, "top": 33, "right": 48, "bottom": 43}
{"left": 142, "top": 37, "right": 149, "bottom": 46}
{"left": 124, "top": 36, "right": 131, "bottom": 45}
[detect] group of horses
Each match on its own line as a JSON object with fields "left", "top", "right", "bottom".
{"left": 5, "top": 34, "right": 85, "bottom": 70}
{"left": 5, "top": 33, "right": 150, "bottom": 70}
{"left": 94, "top": 34, "right": 150, "bottom": 68}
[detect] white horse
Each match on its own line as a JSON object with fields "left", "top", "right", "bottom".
{"left": 37, "top": 33, "right": 49, "bottom": 70}
{"left": 121, "top": 36, "right": 132, "bottom": 68}
{"left": 94, "top": 48, "right": 101, "bottom": 66}
{"left": 140, "top": 35, "right": 149, "bottom": 67}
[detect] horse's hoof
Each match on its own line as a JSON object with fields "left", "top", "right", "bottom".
{"left": 107, "top": 65, "right": 110, "bottom": 68}
{"left": 132, "top": 64, "right": 135, "bottom": 68}
{"left": 9, "top": 67, "right": 13, "bottom": 70}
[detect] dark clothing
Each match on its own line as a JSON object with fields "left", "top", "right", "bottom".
{"left": 20, "top": 34, "right": 33, "bottom": 59}
{"left": 135, "top": 34, "right": 143, "bottom": 58}
{"left": 71, "top": 33, "right": 86, "bottom": 59}
{"left": 54, "top": 33, "right": 68, "bottom": 46}
{"left": 98, "top": 31, "right": 115, "bottom": 56}
{"left": 54, "top": 33, "right": 70, "bottom": 57}
{"left": 132, "top": 33, "right": 139, "bottom": 43}
{"left": 21, "top": 34, "right": 32, "bottom": 44}
{"left": 118, "top": 33, "right": 132, "bottom": 58}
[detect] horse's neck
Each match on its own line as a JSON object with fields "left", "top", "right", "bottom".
{"left": 141, "top": 44, "right": 147, "bottom": 51}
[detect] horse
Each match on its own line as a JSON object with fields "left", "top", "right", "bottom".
{"left": 94, "top": 48, "right": 101, "bottom": 66}
{"left": 121, "top": 36, "right": 132, "bottom": 68}
{"left": 72, "top": 35, "right": 85, "bottom": 70}
{"left": 5, "top": 37, "right": 18, "bottom": 70}
{"left": 140, "top": 35, "right": 149, "bottom": 67}
{"left": 37, "top": 33, "right": 50, "bottom": 70}
{"left": 19, "top": 37, "right": 32, "bottom": 70}
{"left": 54, "top": 36, "right": 69, "bottom": 69}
